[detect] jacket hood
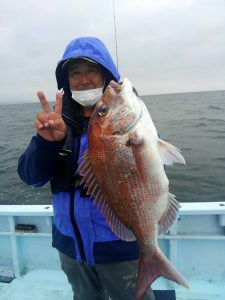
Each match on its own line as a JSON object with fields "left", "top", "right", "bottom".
{"left": 56, "top": 37, "right": 120, "bottom": 90}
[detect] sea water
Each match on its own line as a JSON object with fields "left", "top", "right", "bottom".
{"left": 0, "top": 90, "right": 224, "bottom": 205}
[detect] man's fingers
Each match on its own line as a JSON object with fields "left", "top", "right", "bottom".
{"left": 49, "top": 119, "right": 66, "bottom": 131}
{"left": 36, "top": 112, "right": 49, "bottom": 127}
{"left": 34, "top": 119, "right": 44, "bottom": 130}
{"left": 37, "top": 91, "right": 51, "bottom": 113}
{"left": 54, "top": 92, "right": 63, "bottom": 114}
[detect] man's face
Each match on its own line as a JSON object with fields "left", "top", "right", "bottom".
{"left": 68, "top": 60, "right": 104, "bottom": 91}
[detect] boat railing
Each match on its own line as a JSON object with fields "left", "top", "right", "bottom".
{"left": 0, "top": 202, "right": 225, "bottom": 287}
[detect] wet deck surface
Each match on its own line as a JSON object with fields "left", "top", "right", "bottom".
{"left": 0, "top": 269, "right": 72, "bottom": 300}
{"left": 0, "top": 269, "right": 224, "bottom": 300}
{"left": 175, "top": 280, "right": 225, "bottom": 300}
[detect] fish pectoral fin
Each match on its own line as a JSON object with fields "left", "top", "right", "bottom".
{"left": 77, "top": 150, "right": 136, "bottom": 242}
{"left": 158, "top": 193, "right": 181, "bottom": 234}
{"left": 158, "top": 138, "right": 186, "bottom": 165}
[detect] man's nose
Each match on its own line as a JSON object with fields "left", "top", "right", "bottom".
{"left": 80, "top": 74, "right": 90, "bottom": 85}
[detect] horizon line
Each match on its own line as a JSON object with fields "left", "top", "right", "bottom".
{"left": 1, "top": 88, "right": 225, "bottom": 105}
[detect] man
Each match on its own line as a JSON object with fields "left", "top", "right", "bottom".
{"left": 18, "top": 36, "right": 155, "bottom": 300}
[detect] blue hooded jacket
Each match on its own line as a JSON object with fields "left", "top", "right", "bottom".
{"left": 18, "top": 37, "right": 140, "bottom": 265}
{"left": 56, "top": 36, "right": 120, "bottom": 90}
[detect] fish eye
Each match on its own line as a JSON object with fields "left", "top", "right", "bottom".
{"left": 98, "top": 105, "right": 109, "bottom": 117}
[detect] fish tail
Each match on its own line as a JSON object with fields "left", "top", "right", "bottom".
{"left": 136, "top": 248, "right": 189, "bottom": 300}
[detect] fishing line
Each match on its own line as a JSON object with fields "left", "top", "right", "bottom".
{"left": 113, "top": 0, "right": 119, "bottom": 71}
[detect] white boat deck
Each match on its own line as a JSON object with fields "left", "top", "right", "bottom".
{"left": 0, "top": 269, "right": 72, "bottom": 300}
{"left": 0, "top": 269, "right": 224, "bottom": 300}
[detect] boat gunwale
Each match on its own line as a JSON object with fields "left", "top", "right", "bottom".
{"left": 0, "top": 201, "right": 225, "bottom": 216}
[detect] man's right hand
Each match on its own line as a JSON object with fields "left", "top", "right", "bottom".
{"left": 34, "top": 91, "right": 66, "bottom": 142}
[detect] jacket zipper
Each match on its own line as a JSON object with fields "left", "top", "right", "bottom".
{"left": 70, "top": 189, "right": 86, "bottom": 262}
{"left": 70, "top": 135, "right": 86, "bottom": 262}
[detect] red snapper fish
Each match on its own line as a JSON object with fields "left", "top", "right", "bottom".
{"left": 78, "top": 78, "right": 189, "bottom": 300}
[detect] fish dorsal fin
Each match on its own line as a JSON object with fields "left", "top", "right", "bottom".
{"left": 78, "top": 150, "right": 136, "bottom": 242}
{"left": 158, "top": 138, "right": 186, "bottom": 165}
{"left": 158, "top": 193, "right": 181, "bottom": 234}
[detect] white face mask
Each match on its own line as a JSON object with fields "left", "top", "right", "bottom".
{"left": 71, "top": 87, "right": 103, "bottom": 106}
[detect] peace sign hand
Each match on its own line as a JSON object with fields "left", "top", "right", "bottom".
{"left": 34, "top": 91, "right": 66, "bottom": 142}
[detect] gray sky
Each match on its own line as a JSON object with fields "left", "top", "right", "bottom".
{"left": 1, "top": 0, "right": 225, "bottom": 104}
